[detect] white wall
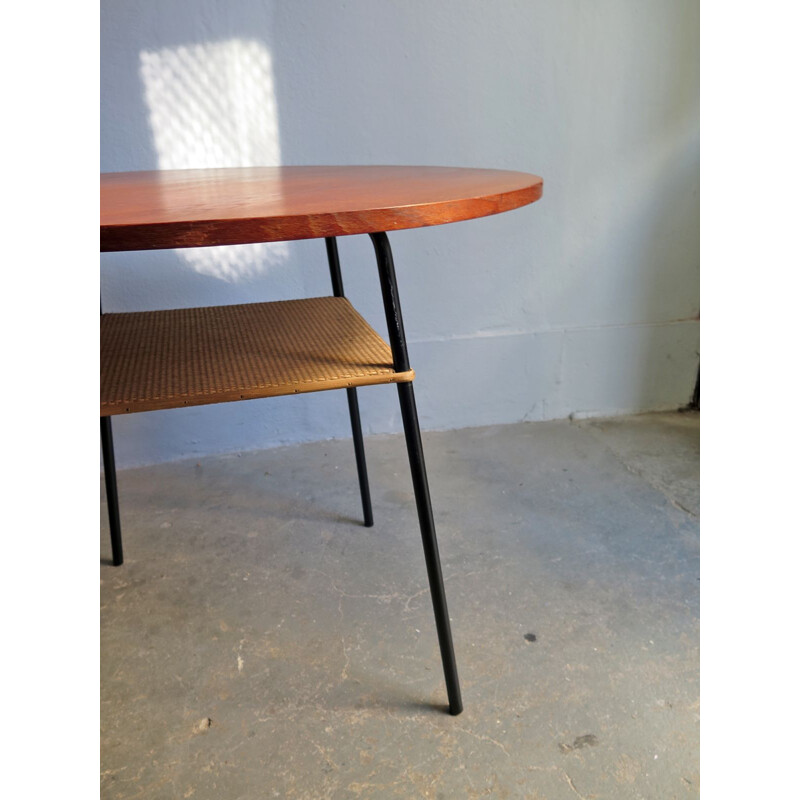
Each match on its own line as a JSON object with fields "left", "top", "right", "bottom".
{"left": 101, "top": 0, "right": 699, "bottom": 468}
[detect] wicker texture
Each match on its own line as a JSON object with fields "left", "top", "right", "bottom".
{"left": 101, "top": 297, "right": 413, "bottom": 415}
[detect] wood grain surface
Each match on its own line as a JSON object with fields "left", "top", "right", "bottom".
{"left": 101, "top": 166, "right": 543, "bottom": 252}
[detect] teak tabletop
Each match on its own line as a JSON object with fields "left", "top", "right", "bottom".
{"left": 100, "top": 165, "right": 543, "bottom": 252}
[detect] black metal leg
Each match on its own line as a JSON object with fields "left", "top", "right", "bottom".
{"left": 326, "top": 237, "right": 374, "bottom": 527}
{"left": 397, "top": 382, "right": 463, "bottom": 715}
{"left": 100, "top": 416, "right": 124, "bottom": 566}
{"left": 369, "top": 231, "right": 463, "bottom": 716}
{"left": 346, "top": 387, "right": 374, "bottom": 527}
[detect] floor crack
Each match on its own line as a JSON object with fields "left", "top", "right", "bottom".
{"left": 459, "top": 727, "right": 511, "bottom": 759}
{"left": 562, "top": 770, "right": 588, "bottom": 800}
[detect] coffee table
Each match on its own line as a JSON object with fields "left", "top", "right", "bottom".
{"left": 101, "top": 166, "right": 544, "bottom": 715}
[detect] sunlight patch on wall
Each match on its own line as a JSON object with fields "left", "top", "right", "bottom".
{"left": 140, "top": 38, "right": 287, "bottom": 281}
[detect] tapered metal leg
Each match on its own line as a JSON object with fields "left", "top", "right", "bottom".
{"left": 326, "top": 236, "right": 374, "bottom": 527}
{"left": 369, "top": 231, "right": 463, "bottom": 715}
{"left": 100, "top": 416, "right": 124, "bottom": 566}
{"left": 346, "top": 387, "right": 374, "bottom": 526}
{"left": 397, "top": 382, "right": 463, "bottom": 714}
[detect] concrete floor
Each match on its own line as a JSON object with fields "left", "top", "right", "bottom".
{"left": 100, "top": 411, "right": 699, "bottom": 799}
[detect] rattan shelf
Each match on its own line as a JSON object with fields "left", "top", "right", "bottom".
{"left": 100, "top": 296, "right": 414, "bottom": 416}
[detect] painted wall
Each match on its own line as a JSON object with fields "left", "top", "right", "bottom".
{"left": 101, "top": 0, "right": 699, "bottom": 468}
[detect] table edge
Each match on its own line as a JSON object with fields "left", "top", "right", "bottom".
{"left": 100, "top": 175, "right": 543, "bottom": 252}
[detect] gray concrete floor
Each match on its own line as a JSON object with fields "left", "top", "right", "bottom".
{"left": 101, "top": 411, "right": 699, "bottom": 799}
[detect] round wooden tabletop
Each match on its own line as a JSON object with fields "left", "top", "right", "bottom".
{"left": 100, "top": 166, "right": 543, "bottom": 252}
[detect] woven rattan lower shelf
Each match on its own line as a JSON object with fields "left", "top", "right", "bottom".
{"left": 100, "top": 296, "right": 414, "bottom": 416}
